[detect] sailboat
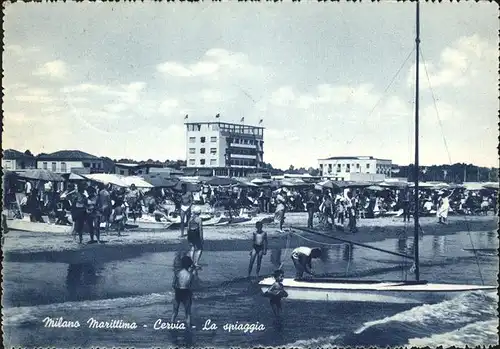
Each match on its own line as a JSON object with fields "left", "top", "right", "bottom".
{"left": 258, "top": 1, "right": 496, "bottom": 304}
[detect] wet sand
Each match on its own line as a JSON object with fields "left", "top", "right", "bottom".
{"left": 2, "top": 214, "right": 497, "bottom": 264}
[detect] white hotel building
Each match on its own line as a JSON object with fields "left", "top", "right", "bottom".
{"left": 318, "top": 156, "right": 393, "bottom": 181}
{"left": 185, "top": 121, "right": 264, "bottom": 177}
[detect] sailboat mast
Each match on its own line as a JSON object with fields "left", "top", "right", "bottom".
{"left": 413, "top": 0, "right": 421, "bottom": 281}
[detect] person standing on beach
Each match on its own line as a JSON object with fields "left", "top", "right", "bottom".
{"left": 171, "top": 255, "right": 195, "bottom": 328}
{"left": 96, "top": 183, "right": 112, "bottom": 235}
{"left": 306, "top": 190, "right": 316, "bottom": 228}
{"left": 248, "top": 221, "right": 268, "bottom": 277}
{"left": 437, "top": 189, "right": 455, "bottom": 224}
{"left": 111, "top": 198, "right": 126, "bottom": 236}
{"left": 72, "top": 184, "right": 88, "bottom": 244}
{"left": 402, "top": 187, "right": 411, "bottom": 222}
{"left": 275, "top": 189, "right": 287, "bottom": 232}
{"left": 180, "top": 184, "right": 193, "bottom": 237}
{"left": 187, "top": 206, "right": 204, "bottom": 269}
{"left": 86, "top": 187, "right": 101, "bottom": 243}
{"left": 264, "top": 269, "right": 288, "bottom": 323}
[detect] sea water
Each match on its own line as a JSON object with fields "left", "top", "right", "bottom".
{"left": 2, "top": 230, "right": 498, "bottom": 348}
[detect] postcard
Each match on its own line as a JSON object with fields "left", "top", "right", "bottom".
{"left": 2, "top": 1, "right": 498, "bottom": 348}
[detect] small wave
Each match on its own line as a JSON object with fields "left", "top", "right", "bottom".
{"left": 354, "top": 290, "right": 498, "bottom": 334}
{"left": 3, "top": 286, "right": 251, "bottom": 327}
{"left": 2, "top": 292, "right": 173, "bottom": 326}
{"left": 283, "top": 334, "right": 341, "bottom": 348}
{"left": 408, "top": 319, "right": 499, "bottom": 347}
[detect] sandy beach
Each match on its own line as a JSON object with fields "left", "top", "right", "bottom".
{"left": 3, "top": 214, "right": 496, "bottom": 264}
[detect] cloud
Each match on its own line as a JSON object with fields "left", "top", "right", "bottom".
{"left": 156, "top": 48, "right": 268, "bottom": 83}
{"left": 33, "top": 60, "right": 68, "bottom": 79}
{"left": 407, "top": 35, "right": 496, "bottom": 88}
{"left": 200, "top": 89, "right": 225, "bottom": 104}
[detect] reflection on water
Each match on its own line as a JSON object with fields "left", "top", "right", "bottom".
{"left": 432, "top": 236, "right": 447, "bottom": 257}
{"left": 270, "top": 249, "right": 282, "bottom": 268}
{"left": 342, "top": 244, "right": 354, "bottom": 261}
{"left": 66, "top": 263, "right": 103, "bottom": 301}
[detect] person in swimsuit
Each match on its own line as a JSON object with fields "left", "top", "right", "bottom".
{"left": 171, "top": 255, "right": 195, "bottom": 328}
{"left": 290, "top": 246, "right": 322, "bottom": 278}
{"left": 72, "top": 184, "right": 88, "bottom": 244}
{"left": 111, "top": 198, "right": 126, "bottom": 236}
{"left": 187, "top": 206, "right": 203, "bottom": 268}
{"left": 264, "top": 269, "right": 288, "bottom": 322}
{"left": 248, "top": 221, "right": 268, "bottom": 277}
{"left": 180, "top": 184, "right": 193, "bottom": 237}
{"left": 274, "top": 190, "right": 286, "bottom": 231}
{"left": 96, "top": 183, "right": 112, "bottom": 235}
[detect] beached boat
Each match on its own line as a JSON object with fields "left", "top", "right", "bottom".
{"left": 258, "top": 277, "right": 494, "bottom": 304}
{"left": 259, "top": 2, "right": 496, "bottom": 303}
{"left": 6, "top": 218, "right": 73, "bottom": 234}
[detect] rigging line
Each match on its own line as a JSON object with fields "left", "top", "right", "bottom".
{"left": 420, "top": 49, "right": 485, "bottom": 285}
{"left": 323, "top": 46, "right": 417, "bottom": 174}
{"left": 419, "top": 49, "right": 452, "bottom": 164}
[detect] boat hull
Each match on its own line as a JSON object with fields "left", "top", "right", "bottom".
{"left": 259, "top": 277, "right": 496, "bottom": 304}
{"left": 6, "top": 219, "right": 72, "bottom": 234}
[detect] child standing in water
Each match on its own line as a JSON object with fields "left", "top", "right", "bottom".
{"left": 248, "top": 221, "right": 268, "bottom": 277}
{"left": 171, "top": 255, "right": 195, "bottom": 328}
{"left": 265, "top": 269, "right": 288, "bottom": 322}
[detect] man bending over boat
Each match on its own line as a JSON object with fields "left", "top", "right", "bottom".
{"left": 290, "top": 246, "right": 322, "bottom": 278}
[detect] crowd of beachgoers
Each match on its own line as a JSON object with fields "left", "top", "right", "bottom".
{"left": 3, "top": 170, "right": 498, "bottom": 239}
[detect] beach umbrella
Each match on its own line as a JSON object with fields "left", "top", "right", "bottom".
{"left": 482, "top": 182, "right": 499, "bottom": 190}
{"left": 366, "top": 185, "right": 385, "bottom": 191}
{"left": 61, "top": 173, "right": 86, "bottom": 181}
{"left": 379, "top": 181, "right": 409, "bottom": 189}
{"left": 16, "top": 169, "right": 64, "bottom": 182}
{"left": 206, "top": 177, "right": 239, "bottom": 186}
{"left": 173, "top": 181, "right": 201, "bottom": 192}
{"left": 237, "top": 179, "right": 258, "bottom": 187}
{"left": 251, "top": 178, "right": 271, "bottom": 185}
{"left": 121, "top": 176, "right": 154, "bottom": 189}
{"left": 318, "top": 180, "right": 340, "bottom": 190}
{"left": 142, "top": 174, "right": 179, "bottom": 188}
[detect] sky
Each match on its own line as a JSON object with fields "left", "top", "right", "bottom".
{"left": 3, "top": 1, "right": 498, "bottom": 170}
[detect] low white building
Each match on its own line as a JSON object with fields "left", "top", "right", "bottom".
{"left": 318, "top": 156, "right": 392, "bottom": 181}
{"left": 36, "top": 150, "right": 105, "bottom": 174}
{"left": 2, "top": 149, "right": 36, "bottom": 171}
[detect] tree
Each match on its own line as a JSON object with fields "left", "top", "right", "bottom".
{"left": 288, "top": 165, "right": 295, "bottom": 171}
{"left": 24, "top": 150, "right": 33, "bottom": 157}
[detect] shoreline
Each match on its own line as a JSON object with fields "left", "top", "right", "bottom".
{"left": 2, "top": 214, "right": 497, "bottom": 264}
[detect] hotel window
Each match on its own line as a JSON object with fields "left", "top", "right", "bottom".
{"left": 210, "top": 136, "right": 217, "bottom": 142}
{"left": 210, "top": 159, "right": 217, "bottom": 165}
{"left": 189, "top": 148, "right": 196, "bottom": 154}
{"left": 61, "top": 162, "right": 67, "bottom": 172}
{"left": 200, "top": 159, "right": 206, "bottom": 165}
{"left": 346, "top": 164, "right": 350, "bottom": 173}
{"left": 4, "top": 161, "right": 11, "bottom": 169}
{"left": 366, "top": 164, "right": 370, "bottom": 169}
{"left": 328, "top": 164, "right": 332, "bottom": 173}
{"left": 189, "top": 159, "right": 195, "bottom": 165}
{"left": 43, "top": 162, "right": 48, "bottom": 170}
{"left": 200, "top": 148, "right": 206, "bottom": 154}
{"left": 210, "top": 148, "right": 217, "bottom": 155}
{"left": 211, "top": 124, "right": 219, "bottom": 131}
{"left": 52, "top": 162, "right": 57, "bottom": 172}
{"left": 337, "top": 164, "right": 341, "bottom": 172}
{"left": 200, "top": 137, "right": 206, "bottom": 143}
{"left": 356, "top": 163, "right": 360, "bottom": 169}
{"left": 189, "top": 137, "right": 196, "bottom": 143}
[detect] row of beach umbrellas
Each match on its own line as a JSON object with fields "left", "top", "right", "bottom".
{"left": 7, "top": 169, "right": 499, "bottom": 192}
